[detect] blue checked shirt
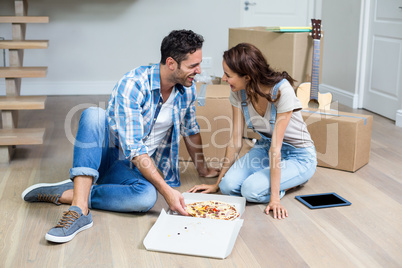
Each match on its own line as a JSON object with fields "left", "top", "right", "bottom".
{"left": 106, "top": 64, "right": 199, "bottom": 187}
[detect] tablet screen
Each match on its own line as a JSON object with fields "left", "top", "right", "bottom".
{"left": 295, "top": 192, "right": 351, "bottom": 209}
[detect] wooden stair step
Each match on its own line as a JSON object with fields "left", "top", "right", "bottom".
{"left": 0, "top": 128, "right": 45, "bottom": 146}
{"left": 0, "top": 67, "right": 47, "bottom": 78}
{"left": 0, "top": 40, "right": 48, "bottom": 49}
{"left": 0, "top": 16, "right": 49, "bottom": 24}
{"left": 0, "top": 96, "right": 46, "bottom": 110}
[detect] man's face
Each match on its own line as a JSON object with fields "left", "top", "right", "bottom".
{"left": 173, "top": 49, "right": 202, "bottom": 87}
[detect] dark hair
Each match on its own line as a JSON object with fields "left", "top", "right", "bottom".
{"left": 160, "top": 30, "right": 204, "bottom": 66}
{"left": 223, "top": 43, "right": 296, "bottom": 104}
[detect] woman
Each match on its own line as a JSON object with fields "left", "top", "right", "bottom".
{"left": 189, "top": 43, "right": 317, "bottom": 219}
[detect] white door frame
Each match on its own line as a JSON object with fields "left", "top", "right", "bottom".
{"left": 356, "top": 0, "right": 370, "bottom": 109}
{"left": 356, "top": 0, "right": 402, "bottom": 126}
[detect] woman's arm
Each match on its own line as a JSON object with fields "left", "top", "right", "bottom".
{"left": 265, "top": 110, "right": 293, "bottom": 219}
{"left": 188, "top": 105, "right": 244, "bottom": 193}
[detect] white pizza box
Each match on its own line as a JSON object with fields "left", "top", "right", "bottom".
{"left": 143, "top": 193, "right": 246, "bottom": 259}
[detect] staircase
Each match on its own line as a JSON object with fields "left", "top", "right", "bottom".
{"left": 0, "top": 0, "right": 48, "bottom": 163}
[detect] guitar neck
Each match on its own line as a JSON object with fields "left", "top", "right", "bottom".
{"left": 310, "top": 39, "right": 320, "bottom": 100}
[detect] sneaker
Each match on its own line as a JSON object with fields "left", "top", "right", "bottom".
{"left": 45, "top": 206, "right": 93, "bottom": 243}
{"left": 21, "top": 179, "right": 73, "bottom": 205}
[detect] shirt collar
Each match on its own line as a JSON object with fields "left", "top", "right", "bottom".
{"left": 151, "top": 64, "right": 161, "bottom": 91}
{"left": 151, "top": 63, "right": 186, "bottom": 95}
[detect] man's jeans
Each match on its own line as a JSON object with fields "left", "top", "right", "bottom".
{"left": 219, "top": 137, "right": 317, "bottom": 203}
{"left": 69, "top": 107, "right": 157, "bottom": 212}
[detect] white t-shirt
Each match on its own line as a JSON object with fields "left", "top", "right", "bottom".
{"left": 145, "top": 91, "right": 175, "bottom": 156}
{"left": 229, "top": 80, "right": 314, "bottom": 148}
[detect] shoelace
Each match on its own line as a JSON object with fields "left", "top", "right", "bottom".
{"left": 37, "top": 194, "right": 59, "bottom": 203}
{"left": 55, "top": 210, "right": 80, "bottom": 229}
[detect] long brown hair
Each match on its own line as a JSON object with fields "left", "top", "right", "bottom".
{"left": 223, "top": 43, "right": 296, "bottom": 104}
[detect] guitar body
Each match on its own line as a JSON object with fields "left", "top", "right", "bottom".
{"left": 297, "top": 82, "right": 332, "bottom": 110}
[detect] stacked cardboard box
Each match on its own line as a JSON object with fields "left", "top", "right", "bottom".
{"left": 302, "top": 109, "right": 373, "bottom": 172}
{"left": 179, "top": 83, "right": 253, "bottom": 163}
{"left": 229, "top": 27, "right": 324, "bottom": 85}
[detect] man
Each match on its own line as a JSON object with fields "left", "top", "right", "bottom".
{"left": 22, "top": 30, "right": 219, "bottom": 243}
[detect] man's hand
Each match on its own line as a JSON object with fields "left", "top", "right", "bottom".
{"left": 187, "top": 183, "right": 219, "bottom": 194}
{"left": 164, "top": 188, "right": 189, "bottom": 216}
{"left": 197, "top": 166, "right": 220, "bottom": 178}
{"left": 265, "top": 199, "right": 288, "bottom": 220}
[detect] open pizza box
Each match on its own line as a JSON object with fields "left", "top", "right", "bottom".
{"left": 143, "top": 193, "right": 246, "bottom": 259}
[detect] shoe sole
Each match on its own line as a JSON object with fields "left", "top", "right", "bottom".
{"left": 21, "top": 179, "right": 72, "bottom": 201}
{"left": 45, "top": 221, "right": 93, "bottom": 243}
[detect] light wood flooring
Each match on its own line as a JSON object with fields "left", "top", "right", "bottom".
{"left": 1, "top": 95, "right": 401, "bottom": 268}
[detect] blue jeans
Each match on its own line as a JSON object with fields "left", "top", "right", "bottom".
{"left": 69, "top": 107, "right": 158, "bottom": 213}
{"left": 219, "top": 137, "right": 317, "bottom": 203}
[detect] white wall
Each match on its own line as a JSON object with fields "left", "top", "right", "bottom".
{"left": 1, "top": 0, "right": 365, "bottom": 106}
{"left": 320, "top": 0, "right": 362, "bottom": 107}
{"left": 0, "top": 0, "right": 240, "bottom": 95}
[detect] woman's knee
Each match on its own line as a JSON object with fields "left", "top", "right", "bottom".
{"left": 219, "top": 176, "right": 240, "bottom": 196}
{"left": 239, "top": 174, "right": 270, "bottom": 203}
{"left": 240, "top": 183, "right": 262, "bottom": 203}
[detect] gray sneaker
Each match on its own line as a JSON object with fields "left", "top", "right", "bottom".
{"left": 21, "top": 179, "right": 73, "bottom": 205}
{"left": 45, "top": 206, "right": 93, "bottom": 243}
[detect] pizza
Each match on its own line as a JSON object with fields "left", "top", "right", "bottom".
{"left": 185, "top": 200, "right": 240, "bottom": 220}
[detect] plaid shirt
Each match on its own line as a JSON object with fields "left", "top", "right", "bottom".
{"left": 106, "top": 64, "right": 199, "bottom": 187}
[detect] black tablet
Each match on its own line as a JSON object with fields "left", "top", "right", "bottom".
{"left": 295, "top": 192, "right": 351, "bottom": 209}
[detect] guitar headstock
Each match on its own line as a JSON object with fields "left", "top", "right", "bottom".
{"left": 311, "top": 19, "right": 322, "bottom": 40}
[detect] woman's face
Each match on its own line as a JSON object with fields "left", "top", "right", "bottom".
{"left": 222, "top": 60, "right": 249, "bottom": 92}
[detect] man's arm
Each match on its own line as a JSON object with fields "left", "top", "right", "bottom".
{"left": 183, "top": 133, "right": 220, "bottom": 177}
{"left": 131, "top": 154, "right": 189, "bottom": 215}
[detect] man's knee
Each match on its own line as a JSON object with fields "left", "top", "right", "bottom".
{"left": 122, "top": 185, "right": 158, "bottom": 213}
{"left": 80, "top": 107, "right": 106, "bottom": 128}
{"left": 74, "top": 107, "right": 107, "bottom": 149}
{"left": 137, "top": 187, "right": 158, "bottom": 212}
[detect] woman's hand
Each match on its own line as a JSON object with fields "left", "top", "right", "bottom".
{"left": 187, "top": 183, "right": 219, "bottom": 194}
{"left": 265, "top": 200, "right": 288, "bottom": 219}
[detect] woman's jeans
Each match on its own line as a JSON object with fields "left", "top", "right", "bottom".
{"left": 219, "top": 137, "right": 317, "bottom": 203}
{"left": 69, "top": 107, "right": 157, "bottom": 212}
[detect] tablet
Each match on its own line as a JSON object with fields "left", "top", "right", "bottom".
{"left": 295, "top": 192, "right": 351, "bottom": 209}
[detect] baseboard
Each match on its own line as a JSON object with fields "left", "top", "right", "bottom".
{"left": 0, "top": 80, "right": 115, "bottom": 95}
{"left": 320, "top": 83, "right": 359, "bottom": 108}
{"left": 396, "top": 110, "right": 402, "bottom": 128}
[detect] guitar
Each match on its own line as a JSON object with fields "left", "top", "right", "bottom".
{"left": 297, "top": 19, "right": 332, "bottom": 110}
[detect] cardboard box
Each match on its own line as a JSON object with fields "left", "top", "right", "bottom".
{"left": 228, "top": 27, "right": 324, "bottom": 84}
{"left": 302, "top": 109, "right": 373, "bottom": 172}
{"left": 143, "top": 193, "right": 246, "bottom": 259}
{"left": 179, "top": 83, "right": 253, "bottom": 163}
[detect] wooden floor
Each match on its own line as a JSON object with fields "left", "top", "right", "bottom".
{"left": 1, "top": 95, "right": 401, "bottom": 268}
